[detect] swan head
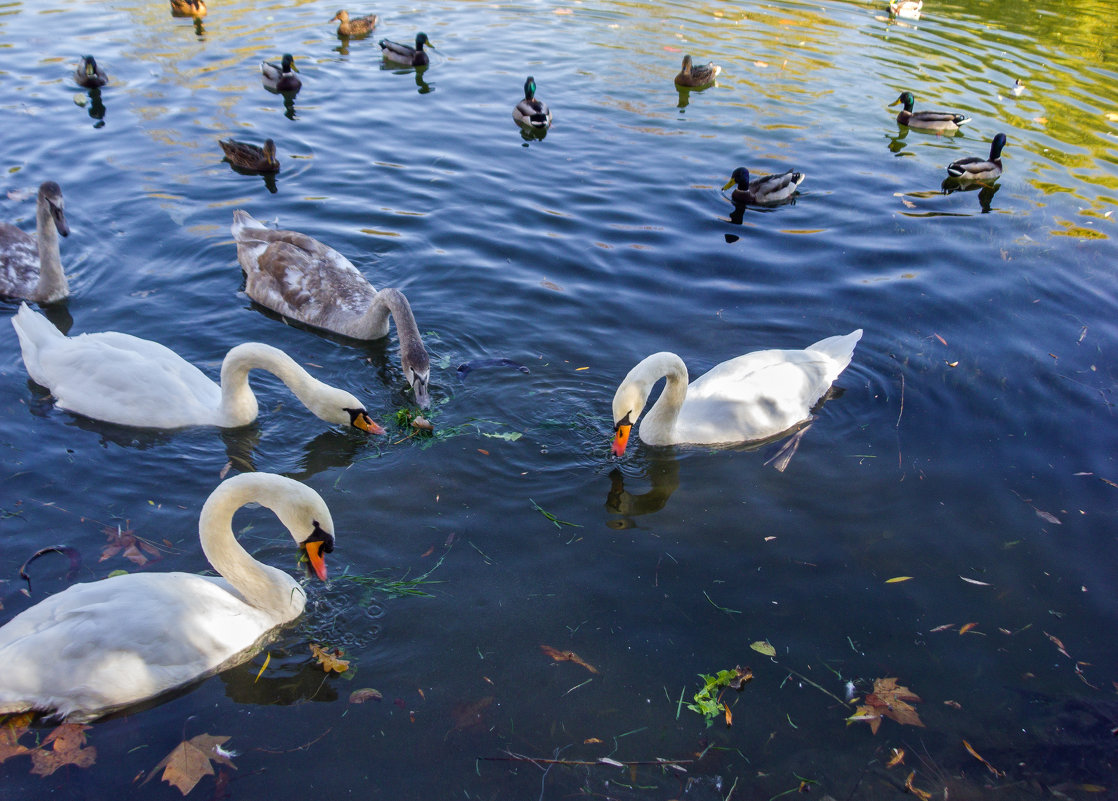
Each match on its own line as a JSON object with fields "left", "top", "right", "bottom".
{"left": 611, "top": 379, "right": 650, "bottom": 457}
{"left": 402, "top": 343, "right": 431, "bottom": 409}
{"left": 40, "top": 181, "right": 70, "bottom": 238}
{"left": 302, "top": 521, "right": 334, "bottom": 580}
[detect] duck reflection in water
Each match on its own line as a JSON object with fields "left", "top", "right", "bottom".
{"left": 941, "top": 178, "right": 1001, "bottom": 213}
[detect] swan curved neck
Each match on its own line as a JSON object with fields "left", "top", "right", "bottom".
{"left": 34, "top": 195, "right": 67, "bottom": 303}
{"left": 352, "top": 287, "right": 418, "bottom": 342}
{"left": 218, "top": 343, "right": 331, "bottom": 427}
{"left": 198, "top": 477, "right": 304, "bottom": 620}
{"left": 631, "top": 353, "right": 689, "bottom": 444}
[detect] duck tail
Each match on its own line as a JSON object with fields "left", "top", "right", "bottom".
{"left": 955, "top": 115, "right": 972, "bottom": 126}
{"left": 808, "top": 329, "right": 863, "bottom": 370}
{"left": 12, "top": 302, "right": 63, "bottom": 385}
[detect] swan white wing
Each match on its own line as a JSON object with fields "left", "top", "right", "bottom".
{"left": 0, "top": 573, "right": 281, "bottom": 718}
{"left": 676, "top": 349, "right": 838, "bottom": 442}
{"left": 24, "top": 329, "right": 222, "bottom": 427}
{"left": 0, "top": 223, "right": 38, "bottom": 297}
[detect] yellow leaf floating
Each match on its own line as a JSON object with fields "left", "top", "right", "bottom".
{"left": 905, "top": 771, "right": 932, "bottom": 801}
{"left": 750, "top": 640, "right": 776, "bottom": 657}
{"left": 886, "top": 576, "right": 913, "bottom": 583}
{"left": 310, "top": 643, "right": 350, "bottom": 673}
{"left": 254, "top": 652, "right": 270, "bottom": 684}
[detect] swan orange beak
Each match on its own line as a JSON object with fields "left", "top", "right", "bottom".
{"left": 304, "top": 540, "right": 329, "bottom": 581}
{"left": 350, "top": 410, "right": 386, "bottom": 435}
{"left": 611, "top": 423, "right": 631, "bottom": 457}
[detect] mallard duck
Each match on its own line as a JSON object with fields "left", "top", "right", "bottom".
{"left": 946, "top": 133, "right": 1007, "bottom": 181}
{"left": 890, "top": 91, "right": 970, "bottom": 132}
{"left": 0, "top": 473, "right": 337, "bottom": 721}
{"left": 219, "top": 138, "right": 280, "bottom": 173}
{"left": 73, "top": 56, "right": 107, "bottom": 89}
{"left": 0, "top": 182, "right": 69, "bottom": 304}
{"left": 721, "top": 167, "right": 805, "bottom": 205}
{"left": 11, "top": 302, "right": 381, "bottom": 432}
{"left": 170, "top": 0, "right": 206, "bottom": 18}
{"left": 231, "top": 210, "right": 432, "bottom": 408}
{"left": 261, "top": 54, "right": 301, "bottom": 94}
{"left": 331, "top": 9, "right": 377, "bottom": 36}
{"left": 888, "top": 0, "right": 922, "bottom": 19}
{"left": 674, "top": 55, "right": 721, "bottom": 88}
{"left": 611, "top": 330, "right": 862, "bottom": 454}
{"left": 513, "top": 76, "right": 551, "bottom": 130}
{"left": 379, "top": 32, "right": 431, "bottom": 66}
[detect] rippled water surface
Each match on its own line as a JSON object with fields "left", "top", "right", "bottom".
{"left": 2, "top": 0, "right": 1118, "bottom": 797}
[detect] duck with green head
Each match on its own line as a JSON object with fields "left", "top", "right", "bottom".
{"left": 946, "top": 133, "right": 1007, "bottom": 182}
{"left": 379, "top": 32, "right": 432, "bottom": 66}
{"left": 890, "top": 91, "right": 970, "bottom": 132}
{"left": 722, "top": 167, "right": 805, "bottom": 205}
{"left": 513, "top": 77, "right": 551, "bottom": 130}
{"left": 261, "top": 54, "right": 301, "bottom": 93}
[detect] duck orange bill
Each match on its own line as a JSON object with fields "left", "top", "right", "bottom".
{"left": 611, "top": 423, "right": 631, "bottom": 456}
{"left": 304, "top": 540, "right": 329, "bottom": 580}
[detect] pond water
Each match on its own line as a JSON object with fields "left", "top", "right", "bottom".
{"left": 2, "top": 0, "right": 1117, "bottom": 797}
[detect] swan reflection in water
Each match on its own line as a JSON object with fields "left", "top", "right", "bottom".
{"left": 605, "top": 455, "right": 681, "bottom": 528}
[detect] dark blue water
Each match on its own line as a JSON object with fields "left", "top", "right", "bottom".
{"left": 2, "top": 0, "right": 1117, "bottom": 797}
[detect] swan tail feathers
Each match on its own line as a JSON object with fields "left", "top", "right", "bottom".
{"left": 12, "top": 302, "right": 64, "bottom": 385}
{"left": 807, "top": 329, "right": 863, "bottom": 369}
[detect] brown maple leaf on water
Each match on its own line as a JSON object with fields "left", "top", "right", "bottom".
{"left": 30, "top": 723, "right": 97, "bottom": 776}
{"left": 0, "top": 713, "right": 34, "bottom": 765}
{"left": 451, "top": 696, "right": 494, "bottom": 731}
{"left": 540, "top": 645, "right": 599, "bottom": 674}
{"left": 146, "top": 734, "right": 236, "bottom": 796}
{"left": 310, "top": 643, "right": 350, "bottom": 673}
{"left": 847, "top": 677, "right": 924, "bottom": 735}
{"left": 101, "top": 522, "right": 164, "bottom": 567}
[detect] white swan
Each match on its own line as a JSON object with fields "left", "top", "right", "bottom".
{"left": 231, "top": 210, "right": 431, "bottom": 407}
{"left": 0, "top": 472, "right": 336, "bottom": 721}
{"left": 611, "top": 330, "right": 862, "bottom": 455}
{"left": 11, "top": 302, "right": 381, "bottom": 432}
{"left": 0, "top": 182, "right": 69, "bottom": 303}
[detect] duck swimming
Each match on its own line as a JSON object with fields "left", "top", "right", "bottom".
{"left": 946, "top": 133, "right": 1007, "bottom": 181}
{"left": 890, "top": 91, "right": 970, "bottom": 132}
{"left": 674, "top": 55, "right": 721, "bottom": 88}
{"left": 74, "top": 56, "right": 108, "bottom": 88}
{"left": 261, "top": 54, "right": 301, "bottom": 93}
{"left": 219, "top": 138, "right": 280, "bottom": 173}
{"left": 722, "top": 167, "right": 805, "bottom": 205}
{"left": 379, "top": 32, "right": 432, "bottom": 66}
{"left": 513, "top": 76, "right": 552, "bottom": 130}
{"left": 331, "top": 9, "right": 377, "bottom": 36}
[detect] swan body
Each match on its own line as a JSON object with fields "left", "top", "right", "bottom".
{"left": 675, "top": 55, "right": 721, "bottom": 88}
{"left": 219, "top": 138, "right": 280, "bottom": 173}
{"left": 890, "top": 91, "right": 970, "bottom": 132}
{"left": 946, "top": 132, "right": 1007, "bottom": 181}
{"left": 0, "top": 182, "right": 69, "bottom": 304}
{"left": 888, "top": 0, "right": 922, "bottom": 19}
{"left": 513, "top": 76, "right": 551, "bottom": 130}
{"left": 379, "top": 32, "right": 431, "bottom": 66}
{"left": 232, "top": 210, "right": 431, "bottom": 407}
{"left": 74, "top": 56, "right": 108, "bottom": 88}
{"left": 170, "top": 0, "right": 206, "bottom": 17}
{"left": 611, "top": 330, "right": 862, "bottom": 454}
{"left": 0, "top": 472, "right": 336, "bottom": 721}
{"left": 331, "top": 9, "right": 377, "bottom": 36}
{"left": 11, "top": 302, "right": 379, "bottom": 432}
{"left": 722, "top": 167, "right": 805, "bottom": 205}
{"left": 261, "top": 54, "right": 301, "bottom": 93}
